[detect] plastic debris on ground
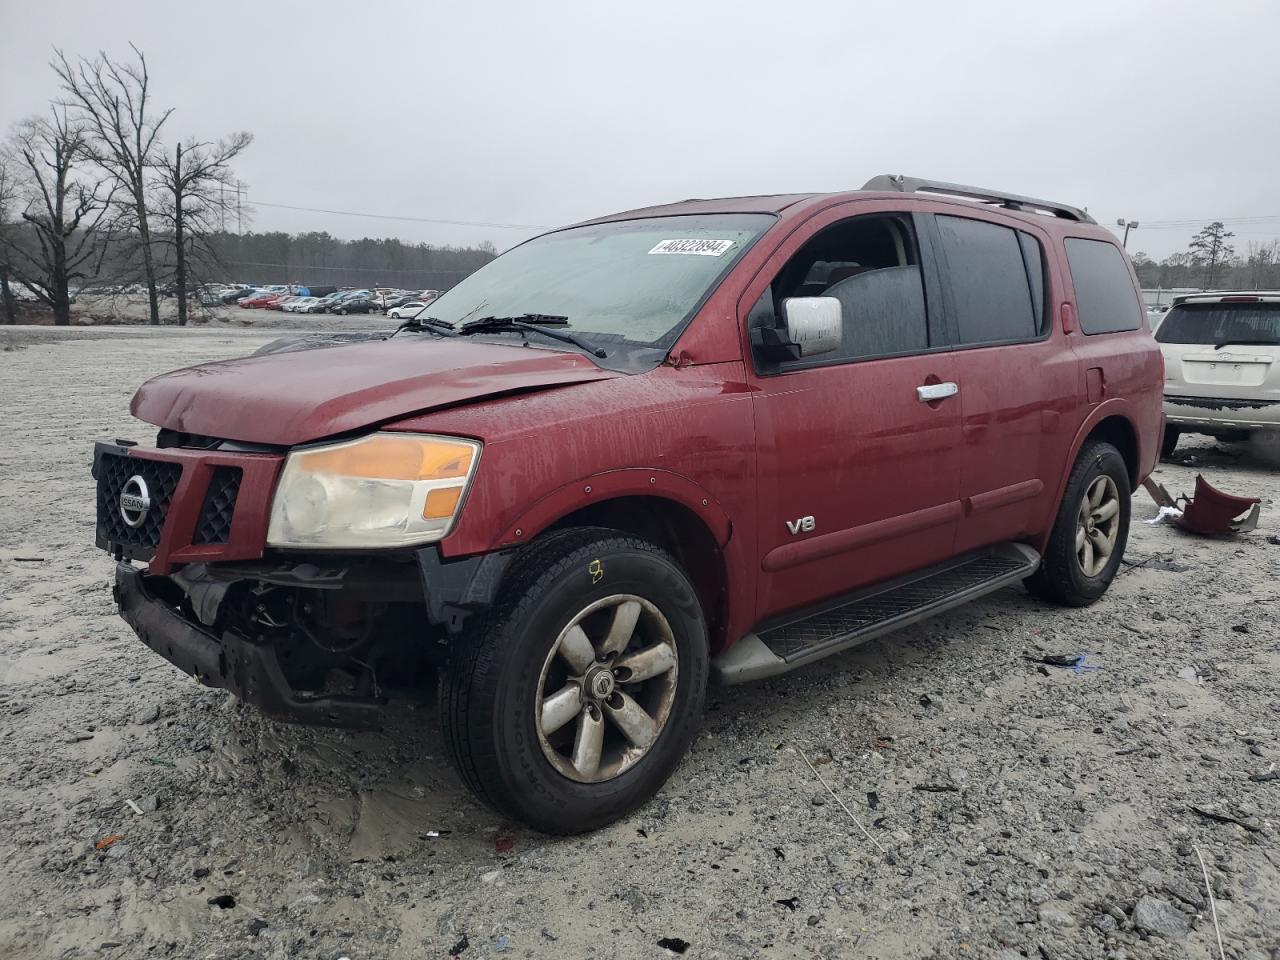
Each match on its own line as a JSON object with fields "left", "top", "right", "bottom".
{"left": 1144, "top": 505, "right": 1184, "bottom": 525}
{"left": 1143, "top": 475, "right": 1261, "bottom": 535}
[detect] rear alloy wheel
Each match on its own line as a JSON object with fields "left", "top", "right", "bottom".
{"left": 440, "top": 527, "right": 707, "bottom": 834}
{"left": 1026, "top": 440, "right": 1130, "bottom": 606}
{"left": 1075, "top": 475, "right": 1120, "bottom": 576}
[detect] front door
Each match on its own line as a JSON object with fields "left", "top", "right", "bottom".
{"left": 744, "top": 206, "right": 965, "bottom": 622}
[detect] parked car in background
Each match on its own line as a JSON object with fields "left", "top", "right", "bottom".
{"left": 283, "top": 297, "right": 321, "bottom": 313}
{"left": 265, "top": 296, "right": 301, "bottom": 311}
{"left": 95, "top": 175, "right": 1161, "bottom": 834}
{"left": 321, "top": 290, "right": 372, "bottom": 312}
{"left": 381, "top": 294, "right": 418, "bottom": 311}
{"left": 239, "top": 292, "right": 281, "bottom": 309}
{"left": 1155, "top": 292, "right": 1280, "bottom": 456}
{"left": 331, "top": 297, "right": 376, "bottom": 315}
{"left": 386, "top": 300, "right": 431, "bottom": 319}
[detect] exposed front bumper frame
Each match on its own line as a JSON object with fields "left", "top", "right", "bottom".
{"left": 114, "top": 562, "right": 384, "bottom": 729}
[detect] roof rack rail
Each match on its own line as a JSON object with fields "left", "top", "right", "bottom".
{"left": 861, "top": 175, "right": 1095, "bottom": 224}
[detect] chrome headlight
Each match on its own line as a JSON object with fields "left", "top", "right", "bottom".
{"left": 267, "top": 432, "right": 481, "bottom": 549}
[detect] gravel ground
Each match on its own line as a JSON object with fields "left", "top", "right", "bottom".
{"left": 1, "top": 327, "right": 1278, "bottom": 960}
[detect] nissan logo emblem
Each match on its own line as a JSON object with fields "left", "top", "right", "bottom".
{"left": 119, "top": 475, "right": 151, "bottom": 528}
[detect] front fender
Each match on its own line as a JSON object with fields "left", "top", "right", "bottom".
{"left": 487, "top": 467, "right": 733, "bottom": 551}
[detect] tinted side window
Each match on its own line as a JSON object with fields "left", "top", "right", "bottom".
{"left": 936, "top": 215, "right": 1038, "bottom": 344}
{"left": 762, "top": 215, "right": 931, "bottom": 369}
{"left": 1065, "top": 238, "right": 1142, "bottom": 334}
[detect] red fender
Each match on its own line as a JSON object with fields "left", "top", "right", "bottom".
{"left": 491, "top": 467, "right": 733, "bottom": 549}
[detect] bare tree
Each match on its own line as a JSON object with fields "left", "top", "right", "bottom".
{"left": 153, "top": 133, "right": 252, "bottom": 325}
{"left": 0, "top": 112, "right": 114, "bottom": 325}
{"left": 53, "top": 45, "right": 171, "bottom": 325}
{"left": 1244, "top": 240, "right": 1278, "bottom": 290}
{"left": 1188, "top": 221, "right": 1236, "bottom": 290}
{"left": 0, "top": 156, "right": 18, "bottom": 324}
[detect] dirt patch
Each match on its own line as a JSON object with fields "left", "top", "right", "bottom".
{"left": 1, "top": 332, "right": 1278, "bottom": 958}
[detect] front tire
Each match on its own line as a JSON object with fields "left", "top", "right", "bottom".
{"left": 1161, "top": 426, "right": 1180, "bottom": 459}
{"left": 439, "top": 527, "right": 708, "bottom": 834}
{"left": 1026, "top": 440, "right": 1131, "bottom": 607}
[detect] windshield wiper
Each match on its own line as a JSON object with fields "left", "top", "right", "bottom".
{"left": 458, "top": 314, "right": 606, "bottom": 358}
{"left": 1213, "top": 338, "right": 1280, "bottom": 350}
{"left": 389, "top": 316, "right": 457, "bottom": 338}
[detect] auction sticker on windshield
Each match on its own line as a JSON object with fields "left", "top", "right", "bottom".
{"left": 648, "top": 238, "right": 736, "bottom": 256}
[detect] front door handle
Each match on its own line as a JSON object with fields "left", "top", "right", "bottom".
{"left": 917, "top": 381, "right": 958, "bottom": 402}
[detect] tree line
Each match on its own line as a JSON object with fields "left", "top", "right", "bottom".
{"left": 0, "top": 46, "right": 496, "bottom": 326}
{"left": 1131, "top": 222, "right": 1280, "bottom": 291}
{"left": 206, "top": 230, "right": 497, "bottom": 290}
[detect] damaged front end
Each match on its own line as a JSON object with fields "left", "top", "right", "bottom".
{"left": 115, "top": 559, "right": 431, "bottom": 728}
{"left": 94, "top": 435, "right": 522, "bottom": 728}
{"left": 111, "top": 550, "right": 514, "bottom": 729}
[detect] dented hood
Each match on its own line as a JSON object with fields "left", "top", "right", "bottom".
{"left": 131, "top": 337, "right": 621, "bottom": 445}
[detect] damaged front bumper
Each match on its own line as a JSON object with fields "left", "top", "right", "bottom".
{"left": 114, "top": 562, "right": 386, "bottom": 729}
{"left": 111, "top": 546, "right": 516, "bottom": 729}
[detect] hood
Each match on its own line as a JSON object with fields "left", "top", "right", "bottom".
{"left": 131, "top": 337, "right": 622, "bottom": 445}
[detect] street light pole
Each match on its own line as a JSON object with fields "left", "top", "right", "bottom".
{"left": 1116, "top": 218, "right": 1139, "bottom": 248}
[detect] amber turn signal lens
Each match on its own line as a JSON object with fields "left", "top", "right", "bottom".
{"left": 423, "top": 486, "right": 463, "bottom": 520}
{"left": 298, "top": 434, "right": 475, "bottom": 481}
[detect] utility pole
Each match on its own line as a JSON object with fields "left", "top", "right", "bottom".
{"left": 1116, "top": 218, "right": 1139, "bottom": 248}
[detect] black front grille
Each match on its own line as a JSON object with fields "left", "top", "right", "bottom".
{"left": 157, "top": 428, "right": 224, "bottom": 449}
{"left": 194, "top": 467, "right": 242, "bottom": 544}
{"left": 96, "top": 452, "right": 183, "bottom": 557}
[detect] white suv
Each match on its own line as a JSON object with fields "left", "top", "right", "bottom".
{"left": 1155, "top": 292, "right": 1280, "bottom": 456}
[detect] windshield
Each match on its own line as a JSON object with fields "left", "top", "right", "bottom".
{"left": 1155, "top": 302, "right": 1280, "bottom": 345}
{"left": 424, "top": 214, "right": 775, "bottom": 360}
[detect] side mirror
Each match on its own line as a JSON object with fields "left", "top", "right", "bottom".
{"left": 748, "top": 294, "right": 843, "bottom": 362}
{"left": 782, "top": 297, "right": 842, "bottom": 356}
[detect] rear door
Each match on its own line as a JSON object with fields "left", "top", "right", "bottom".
{"left": 743, "top": 204, "right": 965, "bottom": 621}
{"left": 925, "top": 210, "right": 1080, "bottom": 552}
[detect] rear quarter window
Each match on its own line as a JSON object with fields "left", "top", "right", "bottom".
{"left": 1065, "top": 238, "right": 1142, "bottom": 335}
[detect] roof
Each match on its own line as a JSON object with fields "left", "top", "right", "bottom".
{"left": 567, "top": 176, "right": 1099, "bottom": 234}
{"left": 572, "top": 194, "right": 818, "bottom": 226}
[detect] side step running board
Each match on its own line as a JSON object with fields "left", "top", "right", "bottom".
{"left": 712, "top": 543, "right": 1040, "bottom": 684}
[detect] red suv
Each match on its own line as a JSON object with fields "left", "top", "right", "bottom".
{"left": 94, "top": 176, "right": 1163, "bottom": 833}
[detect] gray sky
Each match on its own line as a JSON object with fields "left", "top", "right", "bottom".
{"left": 3, "top": 0, "right": 1278, "bottom": 260}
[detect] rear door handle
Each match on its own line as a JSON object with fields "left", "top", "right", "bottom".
{"left": 917, "top": 381, "right": 958, "bottom": 402}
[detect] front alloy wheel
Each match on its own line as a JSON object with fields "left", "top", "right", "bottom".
{"left": 537, "top": 595, "right": 678, "bottom": 782}
{"left": 439, "top": 527, "right": 708, "bottom": 834}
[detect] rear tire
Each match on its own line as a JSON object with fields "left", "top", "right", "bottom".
{"left": 439, "top": 527, "right": 708, "bottom": 834}
{"left": 1160, "top": 426, "right": 1180, "bottom": 459}
{"left": 1026, "top": 440, "right": 1130, "bottom": 607}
